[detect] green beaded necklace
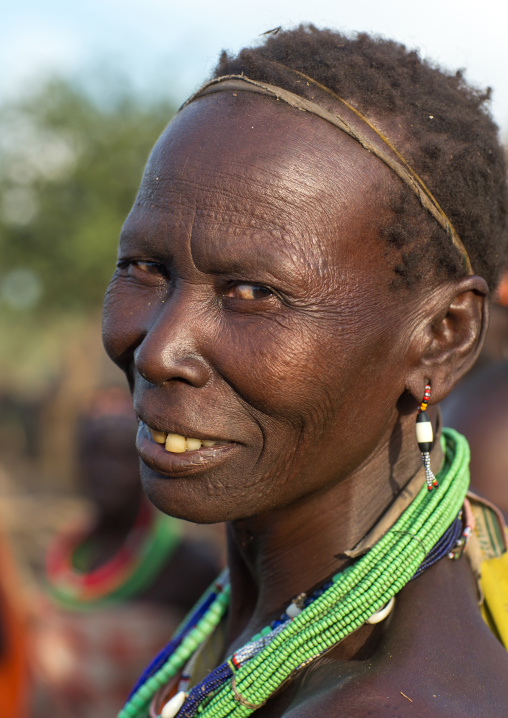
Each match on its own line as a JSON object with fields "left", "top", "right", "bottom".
{"left": 120, "top": 428, "right": 469, "bottom": 718}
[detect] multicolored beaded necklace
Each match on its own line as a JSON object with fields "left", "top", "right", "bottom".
{"left": 46, "top": 502, "right": 182, "bottom": 610}
{"left": 119, "top": 428, "right": 471, "bottom": 718}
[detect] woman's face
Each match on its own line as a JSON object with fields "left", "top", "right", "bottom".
{"left": 103, "top": 94, "right": 421, "bottom": 523}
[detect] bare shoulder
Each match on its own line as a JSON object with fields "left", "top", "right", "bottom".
{"left": 278, "top": 558, "right": 508, "bottom": 718}
{"left": 282, "top": 663, "right": 508, "bottom": 718}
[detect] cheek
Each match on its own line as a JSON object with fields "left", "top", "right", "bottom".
{"left": 210, "top": 315, "right": 350, "bottom": 437}
{"left": 102, "top": 275, "right": 155, "bottom": 371}
{"left": 223, "top": 309, "right": 405, "bottom": 453}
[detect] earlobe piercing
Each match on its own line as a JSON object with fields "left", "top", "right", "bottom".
{"left": 416, "top": 383, "right": 438, "bottom": 491}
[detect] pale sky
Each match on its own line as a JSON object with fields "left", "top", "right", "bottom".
{"left": 2, "top": 0, "right": 507, "bottom": 135}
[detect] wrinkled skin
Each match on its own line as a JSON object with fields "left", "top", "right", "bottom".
{"left": 103, "top": 93, "right": 507, "bottom": 716}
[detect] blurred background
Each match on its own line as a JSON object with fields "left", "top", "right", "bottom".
{"left": 0, "top": 0, "right": 507, "bottom": 715}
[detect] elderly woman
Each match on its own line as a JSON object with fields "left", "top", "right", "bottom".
{"left": 102, "top": 27, "right": 508, "bottom": 718}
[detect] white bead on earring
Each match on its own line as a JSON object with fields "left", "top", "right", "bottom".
{"left": 416, "top": 383, "right": 438, "bottom": 491}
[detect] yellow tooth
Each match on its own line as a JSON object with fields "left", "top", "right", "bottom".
{"left": 186, "top": 437, "right": 202, "bottom": 451}
{"left": 151, "top": 429, "right": 167, "bottom": 444}
{"left": 165, "top": 433, "right": 187, "bottom": 453}
{"left": 202, "top": 440, "right": 217, "bottom": 447}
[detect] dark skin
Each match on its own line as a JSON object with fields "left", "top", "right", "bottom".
{"left": 102, "top": 93, "right": 508, "bottom": 715}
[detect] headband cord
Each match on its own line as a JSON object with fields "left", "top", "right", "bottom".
{"left": 180, "top": 74, "right": 473, "bottom": 275}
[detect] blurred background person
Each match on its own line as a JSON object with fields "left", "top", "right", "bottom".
{"left": 30, "top": 387, "right": 222, "bottom": 718}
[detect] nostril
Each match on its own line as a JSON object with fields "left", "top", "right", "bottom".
{"left": 134, "top": 345, "right": 212, "bottom": 388}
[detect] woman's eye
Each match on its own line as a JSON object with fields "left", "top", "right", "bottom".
{"left": 132, "top": 261, "right": 165, "bottom": 275}
{"left": 226, "top": 283, "right": 273, "bottom": 300}
{"left": 118, "top": 260, "right": 168, "bottom": 279}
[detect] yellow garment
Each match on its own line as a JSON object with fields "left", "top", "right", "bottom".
{"left": 467, "top": 493, "right": 508, "bottom": 650}
{"left": 480, "top": 548, "right": 508, "bottom": 648}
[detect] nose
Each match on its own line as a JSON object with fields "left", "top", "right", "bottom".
{"left": 134, "top": 296, "right": 213, "bottom": 388}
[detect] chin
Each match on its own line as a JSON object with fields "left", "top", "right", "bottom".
{"left": 140, "top": 467, "right": 243, "bottom": 524}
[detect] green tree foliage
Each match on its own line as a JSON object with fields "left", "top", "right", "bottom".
{"left": 0, "top": 77, "right": 175, "bottom": 317}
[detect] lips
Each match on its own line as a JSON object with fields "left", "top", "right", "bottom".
{"left": 135, "top": 420, "right": 236, "bottom": 477}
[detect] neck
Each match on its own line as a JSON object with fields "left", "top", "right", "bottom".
{"left": 93, "top": 494, "right": 145, "bottom": 534}
{"left": 225, "top": 410, "right": 440, "bottom": 651}
{"left": 84, "top": 498, "right": 146, "bottom": 570}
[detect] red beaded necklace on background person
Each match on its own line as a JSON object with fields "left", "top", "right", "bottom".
{"left": 45, "top": 502, "right": 182, "bottom": 610}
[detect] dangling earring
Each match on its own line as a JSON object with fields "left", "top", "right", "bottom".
{"left": 416, "top": 383, "right": 438, "bottom": 491}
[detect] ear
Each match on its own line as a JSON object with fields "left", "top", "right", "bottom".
{"left": 405, "top": 275, "right": 489, "bottom": 404}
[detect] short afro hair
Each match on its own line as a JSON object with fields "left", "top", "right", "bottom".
{"left": 214, "top": 26, "right": 507, "bottom": 290}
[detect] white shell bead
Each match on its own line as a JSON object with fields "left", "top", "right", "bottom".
{"left": 366, "top": 596, "right": 395, "bottom": 624}
{"left": 416, "top": 421, "right": 433, "bottom": 443}
{"left": 161, "top": 690, "right": 187, "bottom": 718}
{"left": 286, "top": 603, "right": 302, "bottom": 618}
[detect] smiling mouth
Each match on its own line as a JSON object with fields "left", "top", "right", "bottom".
{"left": 144, "top": 423, "right": 228, "bottom": 453}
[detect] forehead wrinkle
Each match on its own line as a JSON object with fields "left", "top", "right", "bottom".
{"left": 137, "top": 166, "right": 327, "bottom": 243}
{"left": 140, "top": 146, "right": 349, "bottom": 230}
{"left": 127, "top": 191, "right": 283, "bottom": 249}
{"left": 138, "top": 157, "right": 323, "bottom": 222}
